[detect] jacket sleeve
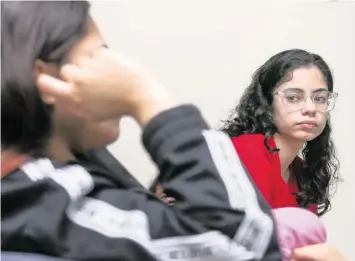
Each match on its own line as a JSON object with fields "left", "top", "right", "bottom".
{"left": 143, "top": 106, "right": 281, "bottom": 260}
{"left": 78, "top": 147, "right": 146, "bottom": 190}
{"left": 1, "top": 105, "right": 282, "bottom": 261}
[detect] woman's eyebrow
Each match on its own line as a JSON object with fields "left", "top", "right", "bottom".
{"left": 312, "top": 88, "right": 329, "bottom": 93}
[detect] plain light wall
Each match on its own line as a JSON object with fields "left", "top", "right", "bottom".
{"left": 90, "top": 1, "right": 354, "bottom": 259}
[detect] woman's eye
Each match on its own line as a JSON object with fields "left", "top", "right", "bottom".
{"left": 286, "top": 94, "right": 302, "bottom": 102}
{"left": 314, "top": 96, "right": 328, "bottom": 104}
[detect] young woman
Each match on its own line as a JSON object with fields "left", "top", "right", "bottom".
{"left": 1, "top": 1, "right": 283, "bottom": 261}
{"left": 221, "top": 49, "right": 340, "bottom": 216}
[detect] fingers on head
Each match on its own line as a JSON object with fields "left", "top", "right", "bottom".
{"left": 36, "top": 74, "right": 71, "bottom": 96}
{"left": 60, "top": 64, "right": 86, "bottom": 85}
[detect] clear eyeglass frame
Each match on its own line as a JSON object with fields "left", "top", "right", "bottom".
{"left": 273, "top": 89, "right": 338, "bottom": 112}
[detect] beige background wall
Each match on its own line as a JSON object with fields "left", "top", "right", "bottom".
{"left": 90, "top": 1, "right": 355, "bottom": 259}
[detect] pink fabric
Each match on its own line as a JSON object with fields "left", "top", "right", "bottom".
{"left": 273, "top": 207, "right": 327, "bottom": 261}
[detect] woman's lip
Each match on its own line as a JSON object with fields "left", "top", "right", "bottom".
{"left": 298, "top": 121, "right": 318, "bottom": 127}
{"left": 298, "top": 123, "right": 317, "bottom": 129}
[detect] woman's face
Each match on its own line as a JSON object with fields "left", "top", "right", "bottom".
{"left": 272, "top": 66, "right": 334, "bottom": 143}
{"left": 38, "top": 18, "right": 120, "bottom": 152}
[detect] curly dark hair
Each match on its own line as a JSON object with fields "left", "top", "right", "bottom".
{"left": 220, "top": 49, "right": 340, "bottom": 216}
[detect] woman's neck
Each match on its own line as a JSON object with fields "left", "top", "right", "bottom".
{"left": 47, "top": 136, "right": 75, "bottom": 163}
{"left": 273, "top": 133, "right": 304, "bottom": 182}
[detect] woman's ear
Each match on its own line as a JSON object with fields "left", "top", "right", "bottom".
{"left": 35, "top": 59, "right": 59, "bottom": 105}
{"left": 34, "top": 59, "right": 46, "bottom": 77}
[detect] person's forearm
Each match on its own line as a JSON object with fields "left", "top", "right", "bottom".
{"left": 142, "top": 105, "right": 283, "bottom": 260}
{"left": 130, "top": 85, "right": 178, "bottom": 127}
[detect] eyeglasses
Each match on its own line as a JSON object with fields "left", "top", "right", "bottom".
{"left": 273, "top": 89, "right": 338, "bottom": 112}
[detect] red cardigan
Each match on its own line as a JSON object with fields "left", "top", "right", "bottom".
{"left": 231, "top": 134, "right": 317, "bottom": 213}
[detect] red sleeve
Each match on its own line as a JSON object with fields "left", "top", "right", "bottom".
{"left": 231, "top": 134, "right": 276, "bottom": 205}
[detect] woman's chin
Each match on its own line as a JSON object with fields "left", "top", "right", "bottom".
{"left": 103, "top": 124, "right": 121, "bottom": 145}
{"left": 292, "top": 131, "right": 319, "bottom": 142}
{"left": 87, "top": 121, "right": 121, "bottom": 149}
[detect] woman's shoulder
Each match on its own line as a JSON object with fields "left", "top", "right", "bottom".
{"left": 231, "top": 134, "right": 275, "bottom": 151}
{"left": 231, "top": 133, "right": 264, "bottom": 144}
{"left": 230, "top": 134, "right": 277, "bottom": 204}
{"left": 230, "top": 133, "right": 276, "bottom": 166}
